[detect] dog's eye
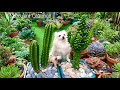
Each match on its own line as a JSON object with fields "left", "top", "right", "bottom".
{"left": 59, "top": 35, "right": 61, "bottom": 37}
{"left": 64, "top": 34, "right": 65, "bottom": 36}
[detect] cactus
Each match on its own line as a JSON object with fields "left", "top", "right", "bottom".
{"left": 41, "top": 22, "right": 56, "bottom": 68}
{"left": 68, "top": 15, "right": 93, "bottom": 69}
{"left": 29, "top": 40, "right": 40, "bottom": 73}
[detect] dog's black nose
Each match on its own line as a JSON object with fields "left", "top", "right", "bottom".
{"left": 62, "top": 36, "right": 65, "bottom": 40}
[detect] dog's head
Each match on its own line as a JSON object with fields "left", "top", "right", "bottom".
{"left": 55, "top": 30, "right": 67, "bottom": 41}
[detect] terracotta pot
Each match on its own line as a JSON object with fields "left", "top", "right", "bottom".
{"left": 36, "top": 20, "right": 43, "bottom": 27}
{"left": 63, "top": 20, "right": 70, "bottom": 26}
{"left": 20, "top": 64, "right": 26, "bottom": 78}
{"left": 9, "top": 31, "right": 19, "bottom": 38}
{"left": 105, "top": 54, "right": 119, "bottom": 68}
{"left": 24, "top": 40, "right": 31, "bottom": 45}
{"left": 97, "top": 72, "right": 111, "bottom": 78}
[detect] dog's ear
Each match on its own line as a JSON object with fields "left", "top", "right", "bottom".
{"left": 55, "top": 32, "right": 58, "bottom": 36}
{"left": 62, "top": 30, "right": 66, "bottom": 33}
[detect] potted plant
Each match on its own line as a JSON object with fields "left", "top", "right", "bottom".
{"left": 57, "top": 15, "right": 95, "bottom": 78}
{"left": 16, "top": 18, "right": 32, "bottom": 31}
{"left": 0, "top": 45, "right": 12, "bottom": 68}
{"left": 9, "top": 28, "right": 19, "bottom": 38}
{"left": 104, "top": 42, "right": 120, "bottom": 68}
{"left": 18, "top": 28, "right": 35, "bottom": 44}
{"left": 36, "top": 18, "right": 43, "bottom": 27}
{"left": 0, "top": 65, "right": 25, "bottom": 78}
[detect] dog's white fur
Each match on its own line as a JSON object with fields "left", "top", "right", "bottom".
{"left": 49, "top": 30, "right": 71, "bottom": 63}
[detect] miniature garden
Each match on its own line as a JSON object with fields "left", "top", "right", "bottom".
{"left": 0, "top": 12, "right": 120, "bottom": 78}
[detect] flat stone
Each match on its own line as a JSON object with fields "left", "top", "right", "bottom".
{"left": 47, "top": 66, "right": 52, "bottom": 71}
{"left": 45, "top": 70, "right": 51, "bottom": 75}
{"left": 53, "top": 75, "right": 58, "bottom": 78}
{"left": 31, "top": 74, "right": 36, "bottom": 78}
{"left": 51, "top": 70, "right": 56, "bottom": 75}
{"left": 26, "top": 74, "right": 32, "bottom": 78}
{"left": 64, "top": 72, "right": 69, "bottom": 76}
{"left": 41, "top": 73, "right": 47, "bottom": 78}
{"left": 65, "top": 75, "right": 71, "bottom": 78}
{"left": 30, "top": 68, "right": 35, "bottom": 75}
{"left": 36, "top": 73, "right": 42, "bottom": 78}
{"left": 47, "top": 74, "right": 54, "bottom": 78}
{"left": 28, "top": 66, "right": 32, "bottom": 71}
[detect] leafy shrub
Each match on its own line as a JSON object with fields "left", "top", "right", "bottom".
{"left": 19, "top": 29, "right": 35, "bottom": 41}
{"left": 92, "top": 19, "right": 118, "bottom": 41}
{"left": 105, "top": 42, "right": 120, "bottom": 57}
{"left": 16, "top": 18, "right": 32, "bottom": 31}
{"left": 0, "top": 45, "right": 12, "bottom": 67}
{"left": 0, "top": 65, "right": 21, "bottom": 78}
{"left": 12, "top": 47, "right": 29, "bottom": 59}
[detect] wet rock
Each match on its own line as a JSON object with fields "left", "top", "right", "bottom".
{"left": 47, "top": 74, "right": 54, "bottom": 78}
{"left": 51, "top": 70, "right": 56, "bottom": 75}
{"left": 36, "top": 73, "right": 42, "bottom": 78}
{"left": 65, "top": 75, "right": 71, "bottom": 78}
{"left": 26, "top": 74, "right": 32, "bottom": 78}
{"left": 45, "top": 70, "right": 51, "bottom": 75}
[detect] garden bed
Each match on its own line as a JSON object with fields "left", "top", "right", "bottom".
{"left": 24, "top": 62, "right": 61, "bottom": 78}
{"left": 59, "top": 60, "right": 96, "bottom": 78}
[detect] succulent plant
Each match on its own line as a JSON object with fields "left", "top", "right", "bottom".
{"left": 112, "top": 63, "right": 120, "bottom": 72}
{"left": 110, "top": 72, "right": 120, "bottom": 78}
{"left": 0, "top": 65, "right": 21, "bottom": 78}
{"left": 88, "top": 41, "right": 106, "bottom": 57}
{"left": 19, "top": 29, "right": 35, "bottom": 41}
{"left": 67, "top": 15, "right": 93, "bottom": 69}
{"left": 86, "top": 57, "right": 107, "bottom": 70}
{"left": 0, "top": 45, "right": 12, "bottom": 67}
{"left": 41, "top": 22, "right": 56, "bottom": 68}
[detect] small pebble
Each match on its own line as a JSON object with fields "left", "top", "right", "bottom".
{"left": 41, "top": 73, "right": 47, "bottom": 78}
{"left": 26, "top": 74, "right": 32, "bottom": 78}
{"left": 45, "top": 70, "right": 51, "bottom": 75}
{"left": 47, "top": 74, "right": 54, "bottom": 78}
{"left": 36, "top": 73, "right": 42, "bottom": 78}
{"left": 51, "top": 70, "right": 56, "bottom": 75}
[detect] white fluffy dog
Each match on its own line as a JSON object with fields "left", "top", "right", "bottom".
{"left": 49, "top": 30, "right": 71, "bottom": 64}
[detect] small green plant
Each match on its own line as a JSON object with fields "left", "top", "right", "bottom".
{"left": 19, "top": 29, "right": 35, "bottom": 41}
{"left": 16, "top": 18, "right": 32, "bottom": 31}
{"left": 0, "top": 45, "right": 12, "bottom": 67}
{"left": 105, "top": 42, "right": 120, "bottom": 57}
{"left": 92, "top": 19, "right": 118, "bottom": 41}
{"left": 112, "top": 63, "right": 120, "bottom": 72}
{"left": 0, "top": 65, "right": 21, "bottom": 78}
{"left": 110, "top": 72, "right": 120, "bottom": 78}
{"left": 29, "top": 40, "right": 40, "bottom": 73}
{"left": 67, "top": 15, "right": 93, "bottom": 69}
{"left": 12, "top": 47, "right": 29, "bottom": 59}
